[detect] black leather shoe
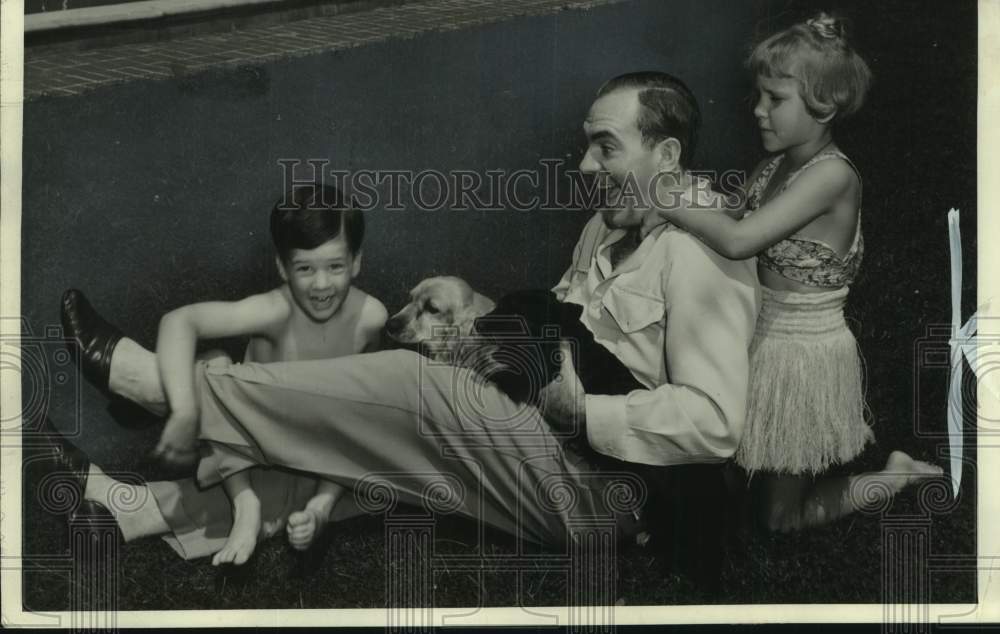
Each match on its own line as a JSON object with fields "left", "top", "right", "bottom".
{"left": 61, "top": 289, "right": 123, "bottom": 394}
{"left": 35, "top": 416, "right": 91, "bottom": 508}
{"left": 34, "top": 418, "right": 124, "bottom": 547}
{"left": 69, "top": 500, "right": 124, "bottom": 547}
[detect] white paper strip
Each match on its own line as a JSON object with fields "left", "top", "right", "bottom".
{"left": 947, "top": 208, "right": 964, "bottom": 498}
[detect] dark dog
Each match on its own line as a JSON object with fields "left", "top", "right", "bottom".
{"left": 472, "top": 289, "right": 643, "bottom": 403}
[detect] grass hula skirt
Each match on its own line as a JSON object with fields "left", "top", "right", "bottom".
{"left": 736, "top": 286, "right": 874, "bottom": 475}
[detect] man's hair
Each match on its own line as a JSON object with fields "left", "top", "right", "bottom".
{"left": 597, "top": 71, "right": 701, "bottom": 169}
{"left": 270, "top": 183, "right": 364, "bottom": 261}
{"left": 749, "top": 12, "right": 872, "bottom": 122}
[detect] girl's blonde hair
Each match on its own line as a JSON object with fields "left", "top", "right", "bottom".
{"left": 749, "top": 12, "right": 872, "bottom": 123}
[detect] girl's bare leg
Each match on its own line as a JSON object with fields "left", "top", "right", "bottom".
{"left": 211, "top": 470, "right": 262, "bottom": 566}
{"left": 761, "top": 451, "right": 943, "bottom": 532}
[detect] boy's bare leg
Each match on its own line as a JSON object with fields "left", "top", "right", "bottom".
{"left": 287, "top": 479, "right": 345, "bottom": 551}
{"left": 145, "top": 351, "right": 232, "bottom": 466}
{"left": 83, "top": 463, "right": 171, "bottom": 540}
{"left": 762, "top": 451, "right": 943, "bottom": 532}
{"left": 212, "top": 470, "right": 262, "bottom": 566}
{"left": 107, "top": 338, "right": 168, "bottom": 415}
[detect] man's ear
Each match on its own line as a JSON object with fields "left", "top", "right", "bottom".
{"left": 351, "top": 249, "right": 363, "bottom": 278}
{"left": 275, "top": 255, "right": 289, "bottom": 282}
{"left": 656, "top": 137, "right": 683, "bottom": 172}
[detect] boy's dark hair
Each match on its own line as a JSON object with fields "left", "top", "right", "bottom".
{"left": 597, "top": 71, "right": 701, "bottom": 169}
{"left": 270, "top": 183, "right": 364, "bottom": 261}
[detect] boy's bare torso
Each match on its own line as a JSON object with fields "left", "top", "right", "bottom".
{"left": 245, "top": 286, "right": 379, "bottom": 363}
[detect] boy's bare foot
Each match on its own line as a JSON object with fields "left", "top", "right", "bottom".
{"left": 286, "top": 504, "right": 331, "bottom": 551}
{"left": 883, "top": 450, "right": 944, "bottom": 493}
{"left": 154, "top": 412, "right": 199, "bottom": 466}
{"left": 212, "top": 493, "right": 262, "bottom": 566}
{"left": 260, "top": 516, "right": 287, "bottom": 539}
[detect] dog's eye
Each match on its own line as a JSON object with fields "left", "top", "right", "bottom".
{"left": 425, "top": 303, "right": 440, "bottom": 315}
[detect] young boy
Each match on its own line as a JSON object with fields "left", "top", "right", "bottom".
{"left": 62, "top": 182, "right": 387, "bottom": 565}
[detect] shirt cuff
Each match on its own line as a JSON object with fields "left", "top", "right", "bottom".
{"left": 584, "top": 394, "right": 628, "bottom": 460}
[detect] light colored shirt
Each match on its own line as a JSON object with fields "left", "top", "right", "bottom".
{"left": 552, "top": 212, "right": 760, "bottom": 466}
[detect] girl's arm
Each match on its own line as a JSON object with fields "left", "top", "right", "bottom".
{"left": 659, "top": 158, "right": 856, "bottom": 259}
{"left": 156, "top": 291, "right": 291, "bottom": 424}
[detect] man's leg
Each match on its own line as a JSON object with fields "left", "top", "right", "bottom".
{"left": 106, "top": 338, "right": 168, "bottom": 415}
{"left": 83, "top": 464, "right": 171, "bottom": 541}
{"left": 192, "top": 350, "right": 621, "bottom": 546}
{"left": 84, "top": 467, "right": 331, "bottom": 561}
{"left": 107, "top": 344, "right": 232, "bottom": 416}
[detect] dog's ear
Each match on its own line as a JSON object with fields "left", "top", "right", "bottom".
{"left": 457, "top": 292, "right": 495, "bottom": 338}
{"left": 471, "top": 292, "right": 495, "bottom": 317}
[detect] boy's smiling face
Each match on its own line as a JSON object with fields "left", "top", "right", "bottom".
{"left": 278, "top": 234, "right": 361, "bottom": 323}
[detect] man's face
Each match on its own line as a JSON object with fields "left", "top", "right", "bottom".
{"left": 579, "top": 88, "right": 664, "bottom": 230}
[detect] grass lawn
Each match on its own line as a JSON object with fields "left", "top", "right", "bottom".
{"left": 22, "top": 399, "right": 977, "bottom": 610}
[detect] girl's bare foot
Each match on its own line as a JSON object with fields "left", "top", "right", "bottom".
{"left": 212, "top": 491, "right": 262, "bottom": 566}
{"left": 883, "top": 450, "right": 944, "bottom": 493}
{"left": 260, "top": 516, "right": 287, "bottom": 539}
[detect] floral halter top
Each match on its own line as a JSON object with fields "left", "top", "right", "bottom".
{"left": 747, "top": 150, "right": 864, "bottom": 288}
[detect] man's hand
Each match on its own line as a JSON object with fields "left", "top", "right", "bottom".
{"left": 537, "top": 341, "right": 587, "bottom": 435}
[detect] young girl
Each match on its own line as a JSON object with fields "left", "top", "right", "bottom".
{"left": 654, "top": 13, "right": 941, "bottom": 531}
